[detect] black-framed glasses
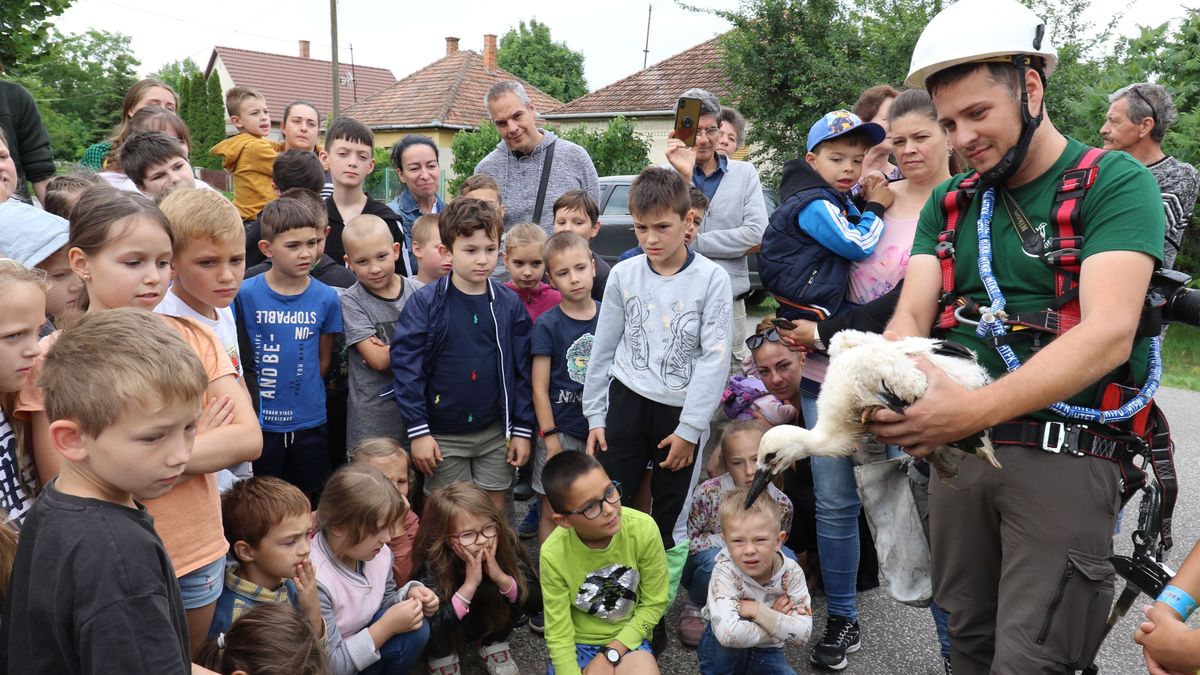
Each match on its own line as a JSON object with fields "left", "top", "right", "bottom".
{"left": 745, "top": 328, "right": 782, "bottom": 350}
{"left": 1130, "top": 85, "right": 1159, "bottom": 126}
{"left": 451, "top": 523, "right": 499, "bottom": 546}
{"left": 560, "top": 482, "right": 622, "bottom": 519}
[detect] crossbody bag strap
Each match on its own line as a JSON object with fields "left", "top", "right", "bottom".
{"left": 531, "top": 140, "right": 557, "bottom": 224}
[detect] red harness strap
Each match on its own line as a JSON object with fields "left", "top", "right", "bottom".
{"left": 935, "top": 174, "right": 979, "bottom": 329}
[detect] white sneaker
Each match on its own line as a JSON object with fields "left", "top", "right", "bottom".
{"left": 479, "top": 641, "right": 520, "bottom": 675}
{"left": 427, "top": 653, "right": 461, "bottom": 675}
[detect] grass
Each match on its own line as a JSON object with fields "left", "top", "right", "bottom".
{"left": 1163, "top": 324, "right": 1200, "bottom": 391}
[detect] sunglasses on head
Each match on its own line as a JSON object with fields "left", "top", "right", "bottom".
{"left": 744, "top": 327, "right": 782, "bottom": 350}
{"left": 1130, "top": 85, "right": 1159, "bottom": 126}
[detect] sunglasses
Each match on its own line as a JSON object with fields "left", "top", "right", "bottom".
{"left": 1130, "top": 85, "right": 1159, "bottom": 126}
{"left": 744, "top": 327, "right": 782, "bottom": 350}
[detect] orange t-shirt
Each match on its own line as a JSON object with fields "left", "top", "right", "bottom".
{"left": 18, "top": 315, "right": 237, "bottom": 577}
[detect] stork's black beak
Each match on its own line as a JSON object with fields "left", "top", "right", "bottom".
{"left": 745, "top": 468, "right": 772, "bottom": 507}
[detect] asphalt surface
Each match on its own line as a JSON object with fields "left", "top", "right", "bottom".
{"left": 440, "top": 385, "right": 1200, "bottom": 675}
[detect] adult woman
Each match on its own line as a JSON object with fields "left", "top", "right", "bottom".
{"left": 80, "top": 78, "right": 178, "bottom": 171}
{"left": 852, "top": 84, "right": 901, "bottom": 184}
{"left": 386, "top": 135, "right": 445, "bottom": 272}
{"left": 275, "top": 100, "right": 333, "bottom": 198}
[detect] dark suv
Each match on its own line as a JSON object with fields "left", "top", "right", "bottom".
{"left": 592, "top": 175, "right": 776, "bottom": 304}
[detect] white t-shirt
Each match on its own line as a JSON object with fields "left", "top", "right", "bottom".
{"left": 155, "top": 287, "right": 244, "bottom": 379}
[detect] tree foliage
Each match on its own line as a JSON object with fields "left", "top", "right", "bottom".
{"left": 497, "top": 19, "right": 588, "bottom": 104}
{"left": 559, "top": 117, "right": 651, "bottom": 176}
{"left": 176, "top": 71, "right": 228, "bottom": 171}
{"left": 449, "top": 123, "right": 502, "bottom": 196}
{"left": 149, "top": 58, "right": 201, "bottom": 94}
{"left": 0, "top": 0, "right": 74, "bottom": 75}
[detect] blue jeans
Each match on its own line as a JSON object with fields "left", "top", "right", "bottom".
{"left": 360, "top": 605, "right": 430, "bottom": 675}
{"left": 698, "top": 624, "right": 796, "bottom": 675}
{"left": 931, "top": 600, "right": 951, "bottom": 658}
{"left": 682, "top": 547, "right": 799, "bottom": 607}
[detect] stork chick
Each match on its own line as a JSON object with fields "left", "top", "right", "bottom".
{"left": 745, "top": 330, "right": 1001, "bottom": 506}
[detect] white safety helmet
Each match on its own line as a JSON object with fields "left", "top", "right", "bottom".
{"left": 905, "top": 0, "right": 1058, "bottom": 89}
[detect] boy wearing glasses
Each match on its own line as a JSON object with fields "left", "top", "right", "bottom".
{"left": 540, "top": 451, "right": 668, "bottom": 675}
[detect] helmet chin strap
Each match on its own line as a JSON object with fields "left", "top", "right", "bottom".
{"left": 976, "top": 55, "right": 1044, "bottom": 188}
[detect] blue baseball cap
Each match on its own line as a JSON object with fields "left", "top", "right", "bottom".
{"left": 806, "top": 110, "right": 886, "bottom": 153}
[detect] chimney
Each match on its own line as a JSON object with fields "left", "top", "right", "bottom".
{"left": 445, "top": 36, "right": 459, "bottom": 56}
{"left": 299, "top": 40, "right": 310, "bottom": 59}
{"left": 483, "top": 34, "right": 497, "bottom": 72}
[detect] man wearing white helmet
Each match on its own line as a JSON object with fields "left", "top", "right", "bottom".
{"left": 869, "top": 0, "right": 1167, "bottom": 673}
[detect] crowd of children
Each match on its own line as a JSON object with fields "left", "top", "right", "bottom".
{"left": 0, "top": 78, "right": 930, "bottom": 675}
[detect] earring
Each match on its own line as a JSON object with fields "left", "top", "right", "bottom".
{"left": 81, "top": 272, "right": 90, "bottom": 281}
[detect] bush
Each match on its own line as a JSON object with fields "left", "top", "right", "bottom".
{"left": 448, "top": 124, "right": 502, "bottom": 196}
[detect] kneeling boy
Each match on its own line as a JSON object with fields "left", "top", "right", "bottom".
{"left": 540, "top": 451, "right": 667, "bottom": 675}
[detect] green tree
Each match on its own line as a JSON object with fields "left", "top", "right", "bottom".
{"left": 558, "top": 117, "right": 650, "bottom": 176}
{"left": 150, "top": 57, "right": 201, "bottom": 94}
{"left": 0, "top": 0, "right": 74, "bottom": 74}
{"left": 449, "top": 123, "right": 502, "bottom": 195}
{"left": 497, "top": 19, "right": 587, "bottom": 103}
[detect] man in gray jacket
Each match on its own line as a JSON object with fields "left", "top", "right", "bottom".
{"left": 666, "top": 88, "right": 768, "bottom": 361}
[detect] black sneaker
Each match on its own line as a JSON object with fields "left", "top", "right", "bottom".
{"left": 810, "top": 615, "right": 860, "bottom": 671}
{"left": 513, "top": 466, "right": 534, "bottom": 501}
{"left": 529, "top": 612, "right": 544, "bottom": 634}
{"left": 943, "top": 654, "right": 953, "bottom": 675}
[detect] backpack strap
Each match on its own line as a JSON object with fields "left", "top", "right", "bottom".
{"left": 935, "top": 173, "right": 979, "bottom": 330}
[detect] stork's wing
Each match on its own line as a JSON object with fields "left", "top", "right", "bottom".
{"left": 931, "top": 339, "right": 976, "bottom": 362}
{"left": 948, "top": 431, "right": 988, "bottom": 455}
{"left": 876, "top": 381, "right": 909, "bottom": 414}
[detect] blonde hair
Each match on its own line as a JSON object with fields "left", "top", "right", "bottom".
{"left": 0, "top": 261, "right": 49, "bottom": 498}
{"left": 225, "top": 86, "right": 266, "bottom": 118}
{"left": 720, "top": 487, "right": 783, "bottom": 531}
{"left": 543, "top": 231, "right": 590, "bottom": 269}
{"left": 349, "top": 437, "right": 414, "bottom": 483}
{"left": 411, "top": 214, "right": 440, "bottom": 246}
{"left": 504, "top": 222, "right": 546, "bottom": 251}
{"left": 342, "top": 214, "right": 391, "bottom": 253}
{"left": 159, "top": 189, "right": 244, "bottom": 254}
{"left": 317, "top": 463, "right": 407, "bottom": 547}
{"left": 0, "top": 513, "right": 18, "bottom": 608}
{"left": 40, "top": 308, "right": 208, "bottom": 437}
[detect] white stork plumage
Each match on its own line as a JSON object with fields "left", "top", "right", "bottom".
{"left": 745, "top": 330, "right": 1002, "bottom": 506}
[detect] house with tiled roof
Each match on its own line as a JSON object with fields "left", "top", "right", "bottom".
{"left": 544, "top": 34, "right": 735, "bottom": 162}
{"left": 205, "top": 41, "right": 397, "bottom": 137}
{"left": 346, "top": 35, "right": 562, "bottom": 189}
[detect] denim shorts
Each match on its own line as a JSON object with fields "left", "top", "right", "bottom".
{"left": 547, "top": 640, "right": 653, "bottom": 674}
{"left": 177, "top": 556, "right": 225, "bottom": 609}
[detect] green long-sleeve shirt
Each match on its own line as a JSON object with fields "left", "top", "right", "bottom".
{"left": 540, "top": 507, "right": 668, "bottom": 675}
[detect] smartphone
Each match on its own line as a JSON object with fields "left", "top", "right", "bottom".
{"left": 673, "top": 97, "right": 703, "bottom": 148}
{"left": 771, "top": 318, "right": 797, "bottom": 331}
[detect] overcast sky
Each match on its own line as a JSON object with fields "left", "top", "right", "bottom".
{"left": 52, "top": 0, "right": 1192, "bottom": 95}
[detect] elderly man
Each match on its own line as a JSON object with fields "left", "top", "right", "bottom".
{"left": 475, "top": 81, "right": 600, "bottom": 237}
{"left": 665, "top": 89, "right": 768, "bottom": 362}
{"left": 1101, "top": 83, "right": 1199, "bottom": 270}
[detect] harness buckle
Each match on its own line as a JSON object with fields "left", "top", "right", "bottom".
{"left": 1059, "top": 166, "right": 1100, "bottom": 196}
{"left": 1042, "top": 422, "right": 1085, "bottom": 456}
{"left": 935, "top": 240, "right": 955, "bottom": 258}
{"left": 1044, "top": 248, "right": 1082, "bottom": 265}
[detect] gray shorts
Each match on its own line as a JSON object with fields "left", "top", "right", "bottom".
{"left": 426, "top": 422, "right": 512, "bottom": 494}
{"left": 532, "top": 433, "right": 586, "bottom": 495}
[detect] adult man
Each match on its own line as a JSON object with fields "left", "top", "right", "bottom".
{"left": 1101, "top": 83, "right": 1199, "bottom": 269}
{"left": 0, "top": 80, "right": 55, "bottom": 203}
{"left": 475, "top": 81, "right": 599, "bottom": 236}
{"left": 868, "top": 1, "right": 1166, "bottom": 673}
{"left": 665, "top": 88, "right": 768, "bottom": 362}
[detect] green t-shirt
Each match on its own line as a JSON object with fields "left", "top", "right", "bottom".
{"left": 539, "top": 506, "right": 668, "bottom": 675}
{"left": 912, "top": 138, "right": 1165, "bottom": 422}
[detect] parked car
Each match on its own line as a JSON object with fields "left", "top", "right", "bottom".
{"left": 593, "top": 175, "right": 776, "bottom": 305}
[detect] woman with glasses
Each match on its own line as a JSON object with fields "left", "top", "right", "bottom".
{"left": 413, "top": 481, "right": 541, "bottom": 675}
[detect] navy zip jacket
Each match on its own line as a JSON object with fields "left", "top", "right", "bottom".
{"left": 389, "top": 274, "right": 534, "bottom": 441}
{"left": 759, "top": 158, "right": 886, "bottom": 321}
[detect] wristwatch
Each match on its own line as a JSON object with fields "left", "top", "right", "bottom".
{"left": 603, "top": 647, "right": 622, "bottom": 665}
{"left": 811, "top": 325, "right": 827, "bottom": 352}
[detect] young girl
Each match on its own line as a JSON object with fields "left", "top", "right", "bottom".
{"left": 413, "top": 481, "right": 542, "bottom": 675}
{"left": 196, "top": 602, "right": 331, "bottom": 675}
{"left": 312, "top": 463, "right": 437, "bottom": 675}
{"left": 15, "top": 185, "right": 262, "bottom": 653}
{"left": 503, "top": 222, "right": 561, "bottom": 322}
{"left": 0, "top": 260, "right": 47, "bottom": 523}
{"left": 349, "top": 437, "right": 421, "bottom": 585}
{"left": 680, "top": 420, "right": 795, "bottom": 647}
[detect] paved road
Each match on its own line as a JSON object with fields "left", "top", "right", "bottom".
{"left": 452, "top": 387, "right": 1198, "bottom": 675}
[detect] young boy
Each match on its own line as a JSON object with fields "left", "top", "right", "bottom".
{"left": 121, "top": 129, "right": 198, "bottom": 197}
{"left": 389, "top": 197, "right": 534, "bottom": 511}
{"left": 459, "top": 175, "right": 510, "bottom": 281}
{"left": 700, "top": 489, "right": 812, "bottom": 674}
{"left": 759, "top": 109, "right": 889, "bottom": 321}
{"left": 411, "top": 213, "right": 451, "bottom": 285}
{"left": 619, "top": 186, "right": 708, "bottom": 262}
{"left": 524, "top": 232, "right": 598, "bottom": 545}
{"left": 321, "top": 117, "right": 410, "bottom": 275}
{"left": 551, "top": 190, "right": 609, "bottom": 301}
{"left": 581, "top": 167, "right": 733, "bottom": 554}
{"left": 211, "top": 87, "right": 277, "bottom": 222}
{"left": 0, "top": 309, "right": 206, "bottom": 672}
{"left": 211, "top": 476, "right": 326, "bottom": 640}
{"left": 245, "top": 188, "right": 356, "bottom": 289}
{"left": 540, "top": 450, "right": 666, "bottom": 675}
{"left": 244, "top": 150, "right": 327, "bottom": 268}
{"left": 235, "top": 195, "right": 343, "bottom": 497}
{"left": 341, "top": 213, "right": 423, "bottom": 451}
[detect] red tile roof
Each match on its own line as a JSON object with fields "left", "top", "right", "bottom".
{"left": 346, "top": 50, "right": 562, "bottom": 130}
{"left": 206, "top": 46, "right": 396, "bottom": 124}
{"left": 545, "top": 35, "right": 731, "bottom": 116}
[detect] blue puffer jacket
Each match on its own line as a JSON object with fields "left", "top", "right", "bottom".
{"left": 759, "top": 158, "right": 884, "bottom": 320}
{"left": 387, "top": 274, "right": 534, "bottom": 440}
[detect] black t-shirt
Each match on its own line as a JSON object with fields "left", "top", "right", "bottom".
{"left": 0, "top": 481, "right": 190, "bottom": 674}
{"left": 427, "top": 283, "right": 501, "bottom": 434}
{"left": 531, "top": 303, "right": 599, "bottom": 440}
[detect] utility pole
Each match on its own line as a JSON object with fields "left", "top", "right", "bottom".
{"left": 643, "top": 3, "right": 652, "bottom": 69}
{"left": 330, "top": 0, "right": 340, "bottom": 116}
